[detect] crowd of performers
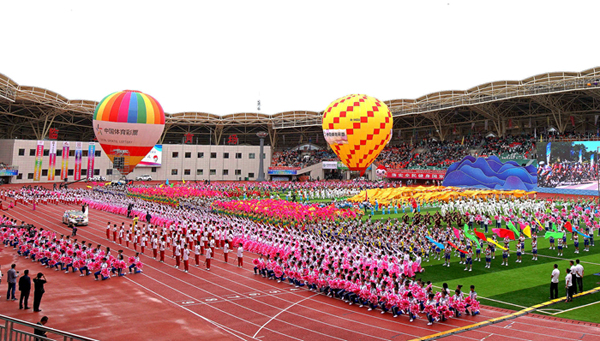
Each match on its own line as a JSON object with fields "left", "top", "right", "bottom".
{"left": 2, "top": 185, "right": 598, "bottom": 325}
{"left": 437, "top": 197, "right": 595, "bottom": 261}
{"left": 0, "top": 214, "right": 143, "bottom": 282}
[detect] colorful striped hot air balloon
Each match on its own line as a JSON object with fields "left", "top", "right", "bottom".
{"left": 93, "top": 90, "right": 165, "bottom": 175}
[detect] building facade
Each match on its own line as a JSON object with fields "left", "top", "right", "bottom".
{"left": 0, "top": 139, "right": 271, "bottom": 184}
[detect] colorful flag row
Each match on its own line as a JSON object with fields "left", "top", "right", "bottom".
{"left": 32, "top": 141, "right": 95, "bottom": 181}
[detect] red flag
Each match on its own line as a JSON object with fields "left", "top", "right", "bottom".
{"left": 564, "top": 221, "right": 573, "bottom": 233}
{"left": 492, "top": 228, "right": 516, "bottom": 240}
{"left": 448, "top": 240, "right": 468, "bottom": 254}
{"left": 473, "top": 228, "right": 487, "bottom": 241}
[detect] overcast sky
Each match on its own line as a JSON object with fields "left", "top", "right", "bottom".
{"left": 2, "top": 1, "right": 598, "bottom": 115}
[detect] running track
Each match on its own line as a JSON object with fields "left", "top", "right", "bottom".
{"left": 1, "top": 201, "right": 599, "bottom": 340}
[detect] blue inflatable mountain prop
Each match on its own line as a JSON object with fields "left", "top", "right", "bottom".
{"left": 442, "top": 155, "right": 537, "bottom": 191}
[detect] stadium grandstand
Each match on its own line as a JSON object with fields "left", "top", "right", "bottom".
{"left": 1, "top": 67, "right": 600, "bottom": 148}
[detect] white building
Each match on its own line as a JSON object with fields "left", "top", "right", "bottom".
{"left": 0, "top": 139, "right": 271, "bottom": 184}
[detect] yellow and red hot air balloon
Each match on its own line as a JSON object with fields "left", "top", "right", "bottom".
{"left": 93, "top": 90, "right": 165, "bottom": 175}
{"left": 322, "top": 94, "right": 393, "bottom": 175}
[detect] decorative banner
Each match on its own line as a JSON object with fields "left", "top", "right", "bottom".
{"left": 74, "top": 142, "right": 82, "bottom": 181}
{"left": 61, "top": 141, "right": 70, "bottom": 180}
{"left": 386, "top": 169, "right": 445, "bottom": 180}
{"left": 138, "top": 145, "right": 162, "bottom": 167}
{"left": 48, "top": 141, "right": 57, "bottom": 181}
{"left": 322, "top": 161, "right": 338, "bottom": 169}
{"left": 546, "top": 142, "right": 551, "bottom": 164}
{"left": 592, "top": 154, "right": 595, "bottom": 168}
{"left": 323, "top": 129, "right": 348, "bottom": 145}
{"left": 33, "top": 140, "right": 44, "bottom": 181}
{"left": 87, "top": 142, "right": 95, "bottom": 179}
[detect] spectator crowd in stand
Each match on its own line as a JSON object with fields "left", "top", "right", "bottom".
{"left": 270, "top": 149, "right": 338, "bottom": 169}
{"left": 270, "top": 134, "right": 540, "bottom": 171}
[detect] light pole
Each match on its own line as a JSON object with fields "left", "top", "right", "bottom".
{"left": 256, "top": 131, "right": 268, "bottom": 181}
{"left": 596, "top": 147, "right": 600, "bottom": 204}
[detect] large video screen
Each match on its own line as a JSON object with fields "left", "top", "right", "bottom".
{"left": 537, "top": 141, "right": 598, "bottom": 189}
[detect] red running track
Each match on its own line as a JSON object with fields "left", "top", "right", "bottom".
{"left": 0, "top": 201, "right": 599, "bottom": 340}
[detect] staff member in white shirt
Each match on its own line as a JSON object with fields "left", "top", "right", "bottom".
{"left": 575, "top": 259, "right": 584, "bottom": 293}
{"left": 569, "top": 260, "right": 579, "bottom": 294}
{"left": 236, "top": 243, "right": 244, "bottom": 268}
{"left": 550, "top": 264, "right": 559, "bottom": 299}
{"left": 565, "top": 268, "right": 574, "bottom": 302}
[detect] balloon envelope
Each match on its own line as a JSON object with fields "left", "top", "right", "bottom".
{"left": 322, "top": 94, "right": 392, "bottom": 175}
{"left": 93, "top": 90, "right": 165, "bottom": 174}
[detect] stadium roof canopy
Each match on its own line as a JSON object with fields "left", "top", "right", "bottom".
{"left": 1, "top": 67, "right": 600, "bottom": 148}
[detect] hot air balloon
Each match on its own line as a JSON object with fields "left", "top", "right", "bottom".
{"left": 93, "top": 90, "right": 165, "bottom": 175}
{"left": 322, "top": 94, "right": 392, "bottom": 175}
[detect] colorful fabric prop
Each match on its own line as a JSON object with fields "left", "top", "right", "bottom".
{"left": 473, "top": 228, "right": 487, "bottom": 242}
{"left": 486, "top": 237, "right": 507, "bottom": 251}
{"left": 506, "top": 221, "right": 521, "bottom": 237}
{"left": 448, "top": 240, "right": 468, "bottom": 254}
{"left": 544, "top": 231, "right": 563, "bottom": 239}
{"left": 564, "top": 221, "right": 573, "bottom": 233}
{"left": 426, "top": 236, "right": 444, "bottom": 250}
{"left": 453, "top": 227, "right": 461, "bottom": 240}
{"left": 573, "top": 227, "right": 591, "bottom": 238}
{"left": 463, "top": 225, "right": 480, "bottom": 244}
{"left": 492, "top": 228, "right": 516, "bottom": 240}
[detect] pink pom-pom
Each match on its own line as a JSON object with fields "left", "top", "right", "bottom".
{"left": 135, "top": 261, "right": 143, "bottom": 269}
{"left": 100, "top": 268, "right": 110, "bottom": 278}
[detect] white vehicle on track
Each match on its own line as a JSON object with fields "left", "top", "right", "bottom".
{"left": 87, "top": 175, "right": 106, "bottom": 181}
{"left": 62, "top": 210, "right": 88, "bottom": 226}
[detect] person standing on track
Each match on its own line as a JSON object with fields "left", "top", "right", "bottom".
{"left": 205, "top": 246, "right": 212, "bottom": 271}
{"left": 237, "top": 243, "right": 244, "bottom": 268}
{"left": 32, "top": 272, "right": 46, "bottom": 312}
{"left": 159, "top": 237, "right": 166, "bottom": 263}
{"left": 183, "top": 244, "right": 190, "bottom": 273}
{"left": 6, "top": 264, "right": 18, "bottom": 301}
{"left": 18, "top": 269, "right": 30, "bottom": 310}
{"left": 151, "top": 235, "right": 158, "bottom": 259}
{"left": 194, "top": 243, "right": 201, "bottom": 267}
{"left": 550, "top": 264, "right": 559, "bottom": 299}
{"left": 106, "top": 222, "right": 111, "bottom": 239}
{"left": 112, "top": 224, "right": 118, "bottom": 242}
{"left": 223, "top": 241, "right": 229, "bottom": 263}
{"left": 174, "top": 242, "right": 181, "bottom": 269}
